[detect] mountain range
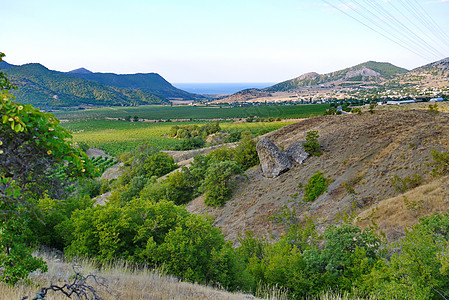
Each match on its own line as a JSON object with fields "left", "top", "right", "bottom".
{"left": 2, "top": 57, "right": 448, "bottom": 108}
{"left": 215, "top": 58, "right": 449, "bottom": 103}
{"left": 0, "top": 61, "right": 199, "bottom": 109}
{"left": 266, "top": 61, "right": 409, "bottom": 92}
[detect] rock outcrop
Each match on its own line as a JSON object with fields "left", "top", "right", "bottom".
{"left": 256, "top": 137, "right": 291, "bottom": 178}
{"left": 284, "top": 141, "right": 309, "bottom": 164}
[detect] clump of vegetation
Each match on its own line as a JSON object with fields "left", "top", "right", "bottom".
{"left": 0, "top": 52, "right": 96, "bottom": 284}
{"left": 391, "top": 174, "right": 422, "bottom": 193}
{"left": 303, "top": 172, "right": 330, "bottom": 202}
{"left": 368, "top": 100, "right": 377, "bottom": 114}
{"left": 168, "top": 122, "right": 221, "bottom": 139}
{"left": 351, "top": 107, "right": 362, "bottom": 115}
{"left": 429, "top": 103, "right": 439, "bottom": 116}
{"left": 431, "top": 149, "right": 449, "bottom": 177}
{"left": 201, "top": 161, "right": 242, "bottom": 207}
{"left": 303, "top": 130, "right": 322, "bottom": 157}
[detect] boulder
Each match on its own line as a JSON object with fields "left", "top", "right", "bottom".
{"left": 284, "top": 141, "right": 310, "bottom": 164}
{"left": 256, "top": 137, "right": 291, "bottom": 178}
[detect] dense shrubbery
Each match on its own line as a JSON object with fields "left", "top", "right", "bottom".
{"left": 62, "top": 199, "right": 251, "bottom": 290}
{"left": 168, "top": 123, "right": 221, "bottom": 139}
{"left": 0, "top": 53, "right": 96, "bottom": 284}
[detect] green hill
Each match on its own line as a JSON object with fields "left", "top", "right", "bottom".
{"left": 266, "top": 61, "right": 408, "bottom": 92}
{"left": 2, "top": 63, "right": 168, "bottom": 108}
{"left": 66, "top": 69, "right": 201, "bottom": 100}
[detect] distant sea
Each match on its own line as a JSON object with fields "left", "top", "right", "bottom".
{"left": 173, "top": 83, "right": 275, "bottom": 95}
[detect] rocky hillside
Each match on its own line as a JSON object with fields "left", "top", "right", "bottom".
{"left": 186, "top": 109, "right": 449, "bottom": 243}
{"left": 266, "top": 61, "right": 408, "bottom": 92}
{"left": 215, "top": 88, "right": 272, "bottom": 103}
{"left": 394, "top": 57, "right": 449, "bottom": 89}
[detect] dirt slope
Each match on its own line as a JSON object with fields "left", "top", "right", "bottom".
{"left": 186, "top": 110, "right": 449, "bottom": 243}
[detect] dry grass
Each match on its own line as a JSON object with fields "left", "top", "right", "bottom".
{"left": 1, "top": 252, "right": 261, "bottom": 300}
{"left": 357, "top": 175, "right": 449, "bottom": 239}
{"left": 374, "top": 101, "right": 449, "bottom": 113}
{"left": 0, "top": 252, "right": 379, "bottom": 300}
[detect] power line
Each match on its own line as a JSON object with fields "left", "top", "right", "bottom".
{"left": 321, "top": 0, "right": 429, "bottom": 60}
{"left": 321, "top": 0, "right": 448, "bottom": 62}
{"left": 351, "top": 0, "right": 444, "bottom": 58}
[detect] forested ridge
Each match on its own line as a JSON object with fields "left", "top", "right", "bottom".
{"left": 1, "top": 62, "right": 168, "bottom": 108}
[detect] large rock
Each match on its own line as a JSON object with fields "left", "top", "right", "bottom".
{"left": 256, "top": 137, "right": 291, "bottom": 178}
{"left": 284, "top": 141, "right": 310, "bottom": 164}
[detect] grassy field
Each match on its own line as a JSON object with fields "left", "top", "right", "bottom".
{"left": 56, "top": 104, "right": 327, "bottom": 156}
{"left": 52, "top": 104, "right": 328, "bottom": 121}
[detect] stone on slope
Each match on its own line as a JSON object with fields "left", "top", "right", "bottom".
{"left": 256, "top": 137, "right": 291, "bottom": 178}
{"left": 284, "top": 141, "right": 310, "bottom": 164}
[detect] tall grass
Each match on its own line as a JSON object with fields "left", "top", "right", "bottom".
{"left": 1, "top": 251, "right": 380, "bottom": 299}
{"left": 2, "top": 251, "right": 258, "bottom": 300}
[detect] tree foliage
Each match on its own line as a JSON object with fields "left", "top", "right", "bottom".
{"left": 303, "top": 130, "right": 322, "bottom": 157}
{"left": 0, "top": 52, "right": 95, "bottom": 284}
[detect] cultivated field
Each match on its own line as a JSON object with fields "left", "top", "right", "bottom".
{"left": 52, "top": 104, "right": 328, "bottom": 121}
{"left": 56, "top": 104, "right": 327, "bottom": 156}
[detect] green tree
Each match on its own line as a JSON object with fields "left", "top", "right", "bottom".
{"left": 303, "top": 131, "right": 322, "bottom": 157}
{"left": 140, "top": 152, "right": 177, "bottom": 178}
{"left": 234, "top": 131, "right": 259, "bottom": 171}
{"left": 0, "top": 52, "right": 95, "bottom": 284}
{"left": 201, "top": 161, "right": 242, "bottom": 207}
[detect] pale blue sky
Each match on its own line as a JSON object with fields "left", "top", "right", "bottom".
{"left": 2, "top": 0, "right": 448, "bottom": 82}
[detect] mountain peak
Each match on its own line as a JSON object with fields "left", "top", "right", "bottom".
{"left": 68, "top": 67, "right": 93, "bottom": 74}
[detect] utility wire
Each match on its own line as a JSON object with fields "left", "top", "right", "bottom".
{"left": 350, "top": 0, "right": 444, "bottom": 59}
{"left": 321, "top": 0, "right": 427, "bottom": 59}
{"left": 322, "top": 0, "right": 448, "bottom": 61}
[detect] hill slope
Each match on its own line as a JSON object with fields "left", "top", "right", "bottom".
{"left": 187, "top": 109, "right": 449, "bottom": 242}
{"left": 66, "top": 70, "right": 201, "bottom": 100}
{"left": 2, "top": 63, "right": 168, "bottom": 108}
{"left": 266, "top": 61, "right": 408, "bottom": 92}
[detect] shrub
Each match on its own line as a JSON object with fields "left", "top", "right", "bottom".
{"left": 391, "top": 174, "right": 422, "bottom": 193}
{"left": 141, "top": 152, "right": 177, "bottom": 178}
{"left": 431, "top": 149, "right": 449, "bottom": 177}
{"left": 234, "top": 132, "right": 259, "bottom": 170}
{"left": 303, "top": 131, "right": 322, "bottom": 157}
{"left": 172, "top": 136, "right": 205, "bottom": 150}
{"left": 303, "top": 172, "right": 329, "bottom": 202}
{"left": 201, "top": 161, "right": 242, "bottom": 207}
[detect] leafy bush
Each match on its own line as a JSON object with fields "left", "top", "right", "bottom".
{"left": 234, "top": 132, "right": 259, "bottom": 171}
{"left": 303, "top": 172, "right": 329, "bottom": 202}
{"left": 172, "top": 136, "right": 205, "bottom": 150}
{"left": 431, "top": 149, "right": 449, "bottom": 177}
{"left": 303, "top": 131, "right": 322, "bottom": 157}
{"left": 63, "top": 200, "right": 248, "bottom": 290}
{"left": 201, "top": 161, "right": 242, "bottom": 207}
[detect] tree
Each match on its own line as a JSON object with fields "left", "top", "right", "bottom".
{"left": 368, "top": 100, "right": 377, "bottom": 114}
{"left": 201, "top": 161, "right": 242, "bottom": 207}
{"left": 303, "top": 131, "right": 322, "bottom": 157}
{"left": 234, "top": 131, "right": 259, "bottom": 171}
{"left": 0, "top": 52, "right": 95, "bottom": 284}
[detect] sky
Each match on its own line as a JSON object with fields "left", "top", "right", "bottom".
{"left": 1, "top": 0, "right": 449, "bottom": 83}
